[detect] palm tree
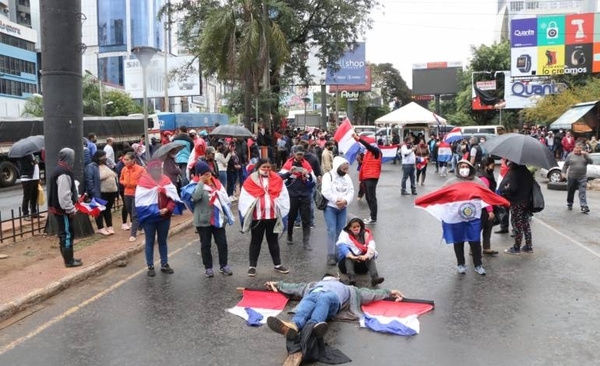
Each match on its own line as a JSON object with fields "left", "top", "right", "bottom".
{"left": 197, "top": 0, "right": 290, "bottom": 126}
{"left": 21, "top": 94, "right": 44, "bottom": 117}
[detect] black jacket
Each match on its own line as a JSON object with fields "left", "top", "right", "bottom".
{"left": 499, "top": 165, "right": 533, "bottom": 205}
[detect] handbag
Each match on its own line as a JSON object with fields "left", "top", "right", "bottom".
{"left": 530, "top": 179, "right": 545, "bottom": 213}
{"left": 37, "top": 183, "right": 45, "bottom": 206}
{"left": 313, "top": 172, "right": 332, "bottom": 211}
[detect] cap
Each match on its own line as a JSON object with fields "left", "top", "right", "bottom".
{"left": 195, "top": 161, "right": 210, "bottom": 176}
{"left": 292, "top": 145, "right": 305, "bottom": 154}
{"left": 189, "top": 129, "right": 197, "bottom": 135}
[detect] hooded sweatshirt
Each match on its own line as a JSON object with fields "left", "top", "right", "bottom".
{"left": 321, "top": 156, "right": 355, "bottom": 209}
{"left": 48, "top": 148, "right": 78, "bottom": 215}
{"left": 443, "top": 159, "right": 487, "bottom": 188}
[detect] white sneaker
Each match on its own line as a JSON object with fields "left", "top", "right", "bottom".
{"left": 96, "top": 228, "right": 110, "bottom": 236}
{"left": 457, "top": 265, "right": 467, "bottom": 274}
{"left": 363, "top": 218, "right": 377, "bottom": 225}
{"left": 474, "top": 266, "right": 486, "bottom": 275}
{"left": 121, "top": 223, "right": 131, "bottom": 231}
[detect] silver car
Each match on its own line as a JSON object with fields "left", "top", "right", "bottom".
{"left": 539, "top": 153, "right": 600, "bottom": 182}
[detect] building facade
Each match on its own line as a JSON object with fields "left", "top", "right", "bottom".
{"left": 0, "top": 6, "right": 37, "bottom": 116}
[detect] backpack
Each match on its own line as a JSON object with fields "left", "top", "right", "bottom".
{"left": 313, "top": 172, "right": 332, "bottom": 210}
{"left": 530, "top": 179, "right": 545, "bottom": 213}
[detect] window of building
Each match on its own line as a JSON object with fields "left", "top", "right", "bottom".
{"left": 0, "top": 33, "right": 35, "bottom": 51}
{"left": 0, "top": 55, "right": 36, "bottom": 76}
{"left": 0, "top": 78, "right": 37, "bottom": 97}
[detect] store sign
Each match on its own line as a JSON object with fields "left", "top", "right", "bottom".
{"left": 0, "top": 19, "right": 37, "bottom": 43}
{"left": 341, "top": 91, "right": 360, "bottom": 101}
{"left": 503, "top": 71, "right": 568, "bottom": 109}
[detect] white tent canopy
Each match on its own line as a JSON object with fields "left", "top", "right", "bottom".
{"left": 375, "top": 102, "right": 447, "bottom": 126}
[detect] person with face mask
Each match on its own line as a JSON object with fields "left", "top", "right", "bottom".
{"left": 400, "top": 136, "right": 417, "bottom": 196}
{"left": 88, "top": 150, "right": 118, "bottom": 236}
{"left": 562, "top": 142, "right": 592, "bottom": 214}
{"left": 192, "top": 161, "right": 233, "bottom": 278}
{"left": 443, "top": 160, "right": 489, "bottom": 275}
{"left": 321, "top": 141, "right": 335, "bottom": 174}
{"left": 321, "top": 156, "right": 354, "bottom": 266}
{"left": 335, "top": 217, "right": 384, "bottom": 286}
{"left": 48, "top": 148, "right": 82, "bottom": 267}
{"left": 415, "top": 140, "right": 431, "bottom": 186}
{"left": 239, "top": 158, "right": 291, "bottom": 277}
{"left": 120, "top": 152, "right": 145, "bottom": 242}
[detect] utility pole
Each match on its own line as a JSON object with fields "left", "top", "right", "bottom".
{"left": 163, "top": 22, "right": 170, "bottom": 112}
{"left": 41, "top": 0, "right": 93, "bottom": 237}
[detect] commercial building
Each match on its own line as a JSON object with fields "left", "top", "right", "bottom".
{"left": 495, "top": 0, "right": 597, "bottom": 42}
{"left": 0, "top": 5, "right": 38, "bottom": 117}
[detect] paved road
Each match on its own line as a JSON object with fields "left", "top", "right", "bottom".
{"left": 0, "top": 165, "right": 599, "bottom": 366}
{"left": 0, "top": 185, "right": 47, "bottom": 220}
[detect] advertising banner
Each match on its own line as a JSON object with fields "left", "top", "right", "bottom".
{"left": 326, "top": 42, "right": 366, "bottom": 85}
{"left": 471, "top": 80, "right": 497, "bottom": 111}
{"left": 328, "top": 66, "right": 371, "bottom": 92}
{"left": 124, "top": 55, "right": 201, "bottom": 99}
{"left": 510, "top": 12, "right": 600, "bottom": 76}
{"left": 502, "top": 71, "right": 568, "bottom": 109}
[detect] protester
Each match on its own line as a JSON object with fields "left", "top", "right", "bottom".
{"left": 336, "top": 217, "right": 384, "bottom": 286}
{"left": 119, "top": 151, "right": 145, "bottom": 242}
{"left": 86, "top": 133, "right": 98, "bottom": 157}
{"left": 436, "top": 140, "right": 452, "bottom": 177}
{"left": 443, "top": 160, "right": 488, "bottom": 275}
{"left": 296, "top": 140, "right": 322, "bottom": 228}
{"left": 561, "top": 131, "right": 575, "bottom": 159}
{"left": 103, "top": 137, "right": 116, "bottom": 169}
{"left": 47, "top": 148, "right": 82, "bottom": 267}
{"left": 18, "top": 153, "right": 40, "bottom": 221}
{"left": 163, "top": 147, "right": 182, "bottom": 189}
{"left": 499, "top": 162, "right": 534, "bottom": 254}
{"left": 136, "top": 160, "right": 182, "bottom": 277}
{"left": 226, "top": 143, "right": 242, "bottom": 200}
{"left": 239, "top": 158, "right": 290, "bottom": 277}
{"left": 400, "top": 136, "right": 417, "bottom": 196}
{"left": 85, "top": 150, "right": 117, "bottom": 235}
{"left": 172, "top": 125, "right": 195, "bottom": 173}
{"left": 353, "top": 134, "right": 381, "bottom": 224}
{"left": 192, "top": 161, "right": 233, "bottom": 278}
{"left": 562, "top": 142, "right": 592, "bottom": 214}
{"left": 468, "top": 137, "right": 484, "bottom": 168}
{"left": 264, "top": 275, "right": 404, "bottom": 339}
{"left": 115, "top": 148, "right": 133, "bottom": 231}
{"left": 495, "top": 158, "right": 511, "bottom": 234}
{"left": 321, "top": 156, "right": 354, "bottom": 266}
{"left": 321, "top": 141, "right": 334, "bottom": 174}
{"left": 415, "top": 139, "right": 430, "bottom": 186}
{"left": 280, "top": 146, "right": 315, "bottom": 249}
{"left": 476, "top": 157, "right": 498, "bottom": 255}
{"left": 215, "top": 144, "right": 230, "bottom": 188}
{"left": 131, "top": 143, "right": 147, "bottom": 167}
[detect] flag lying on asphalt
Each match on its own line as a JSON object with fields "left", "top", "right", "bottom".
{"left": 227, "top": 289, "right": 289, "bottom": 326}
{"left": 360, "top": 300, "right": 434, "bottom": 336}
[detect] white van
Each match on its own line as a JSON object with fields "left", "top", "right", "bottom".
{"left": 460, "top": 125, "right": 505, "bottom": 135}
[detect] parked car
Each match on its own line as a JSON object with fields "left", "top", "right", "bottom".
{"left": 540, "top": 153, "right": 600, "bottom": 183}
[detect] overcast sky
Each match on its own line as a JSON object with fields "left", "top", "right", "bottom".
{"left": 364, "top": 0, "right": 499, "bottom": 88}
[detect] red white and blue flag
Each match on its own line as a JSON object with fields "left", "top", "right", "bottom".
{"left": 180, "top": 178, "right": 234, "bottom": 228}
{"left": 380, "top": 145, "right": 399, "bottom": 163}
{"left": 437, "top": 141, "right": 453, "bottom": 163}
{"left": 415, "top": 181, "right": 510, "bottom": 243}
{"left": 334, "top": 118, "right": 361, "bottom": 165}
{"left": 444, "top": 127, "right": 463, "bottom": 144}
{"left": 227, "top": 289, "right": 289, "bottom": 326}
{"left": 76, "top": 196, "right": 107, "bottom": 217}
{"left": 360, "top": 300, "right": 434, "bottom": 336}
{"left": 135, "top": 173, "right": 185, "bottom": 224}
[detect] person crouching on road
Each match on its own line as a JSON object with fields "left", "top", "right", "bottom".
{"left": 335, "top": 217, "right": 384, "bottom": 286}
{"left": 135, "top": 160, "right": 182, "bottom": 277}
{"left": 239, "top": 158, "right": 291, "bottom": 277}
{"left": 322, "top": 156, "right": 354, "bottom": 266}
{"left": 47, "top": 148, "right": 82, "bottom": 268}
{"left": 443, "top": 160, "right": 488, "bottom": 275}
{"left": 192, "top": 161, "right": 233, "bottom": 278}
{"left": 562, "top": 142, "right": 592, "bottom": 214}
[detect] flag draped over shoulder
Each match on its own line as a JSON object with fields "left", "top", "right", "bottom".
{"left": 238, "top": 172, "right": 290, "bottom": 233}
{"left": 360, "top": 300, "right": 434, "bottom": 336}
{"left": 180, "top": 178, "right": 234, "bottom": 228}
{"left": 135, "top": 173, "right": 185, "bottom": 224}
{"left": 334, "top": 118, "right": 361, "bottom": 165}
{"left": 437, "top": 141, "right": 452, "bottom": 163}
{"left": 415, "top": 181, "right": 510, "bottom": 243}
{"left": 227, "top": 289, "right": 289, "bottom": 326}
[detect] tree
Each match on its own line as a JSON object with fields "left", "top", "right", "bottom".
{"left": 522, "top": 77, "right": 600, "bottom": 125}
{"left": 104, "top": 90, "right": 143, "bottom": 116}
{"left": 370, "top": 63, "right": 412, "bottom": 108}
{"left": 22, "top": 94, "right": 44, "bottom": 117}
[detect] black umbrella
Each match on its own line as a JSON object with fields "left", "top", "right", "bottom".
{"left": 481, "top": 133, "right": 558, "bottom": 169}
{"left": 210, "top": 125, "right": 253, "bottom": 138}
{"left": 151, "top": 141, "right": 187, "bottom": 161}
{"left": 8, "top": 135, "right": 45, "bottom": 158}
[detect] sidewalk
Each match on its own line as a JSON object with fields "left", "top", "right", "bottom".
{"left": 0, "top": 212, "right": 194, "bottom": 322}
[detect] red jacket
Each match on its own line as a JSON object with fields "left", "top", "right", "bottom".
{"left": 359, "top": 150, "right": 382, "bottom": 180}
{"left": 562, "top": 136, "right": 575, "bottom": 152}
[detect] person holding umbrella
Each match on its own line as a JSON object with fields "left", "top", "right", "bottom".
{"left": 498, "top": 162, "right": 534, "bottom": 254}
{"left": 18, "top": 153, "right": 41, "bottom": 221}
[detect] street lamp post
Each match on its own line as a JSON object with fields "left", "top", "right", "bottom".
{"left": 131, "top": 46, "right": 158, "bottom": 160}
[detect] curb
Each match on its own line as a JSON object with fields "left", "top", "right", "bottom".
{"left": 0, "top": 218, "right": 195, "bottom": 322}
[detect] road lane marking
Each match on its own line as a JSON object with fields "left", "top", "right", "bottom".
{"left": 0, "top": 239, "right": 196, "bottom": 355}
{"left": 534, "top": 217, "right": 600, "bottom": 259}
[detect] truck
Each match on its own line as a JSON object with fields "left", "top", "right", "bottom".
{"left": 0, "top": 115, "right": 151, "bottom": 188}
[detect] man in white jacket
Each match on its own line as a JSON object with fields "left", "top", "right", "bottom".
{"left": 321, "top": 156, "right": 354, "bottom": 266}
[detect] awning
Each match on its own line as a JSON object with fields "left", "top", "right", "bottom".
{"left": 549, "top": 102, "right": 596, "bottom": 131}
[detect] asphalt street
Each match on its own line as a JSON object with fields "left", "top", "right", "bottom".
{"left": 0, "top": 164, "right": 599, "bottom": 366}
{"left": 0, "top": 185, "right": 47, "bottom": 220}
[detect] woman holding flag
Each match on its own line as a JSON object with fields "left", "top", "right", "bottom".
{"left": 239, "top": 158, "right": 291, "bottom": 277}
{"left": 135, "top": 160, "right": 185, "bottom": 277}
{"left": 191, "top": 161, "right": 234, "bottom": 278}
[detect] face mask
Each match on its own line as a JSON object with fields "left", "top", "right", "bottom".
{"left": 486, "top": 168, "right": 494, "bottom": 174}
{"left": 337, "top": 168, "right": 346, "bottom": 176}
{"left": 459, "top": 168, "right": 470, "bottom": 177}
{"left": 259, "top": 170, "right": 270, "bottom": 177}
{"left": 351, "top": 228, "right": 361, "bottom": 235}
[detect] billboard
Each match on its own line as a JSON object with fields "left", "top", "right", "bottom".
{"left": 326, "top": 42, "right": 366, "bottom": 85}
{"left": 503, "top": 72, "right": 568, "bottom": 109}
{"left": 124, "top": 55, "right": 201, "bottom": 99}
{"left": 328, "top": 66, "right": 371, "bottom": 92}
{"left": 412, "top": 62, "right": 462, "bottom": 95}
{"left": 510, "top": 12, "right": 600, "bottom": 76}
{"left": 472, "top": 80, "right": 497, "bottom": 111}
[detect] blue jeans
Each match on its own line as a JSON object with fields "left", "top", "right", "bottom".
{"left": 218, "top": 171, "right": 227, "bottom": 188}
{"left": 296, "top": 187, "right": 315, "bottom": 225}
{"left": 292, "top": 291, "right": 340, "bottom": 330}
{"left": 567, "top": 177, "right": 588, "bottom": 208}
{"left": 324, "top": 206, "right": 347, "bottom": 256}
{"left": 401, "top": 164, "right": 416, "bottom": 192}
{"left": 143, "top": 218, "right": 171, "bottom": 267}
